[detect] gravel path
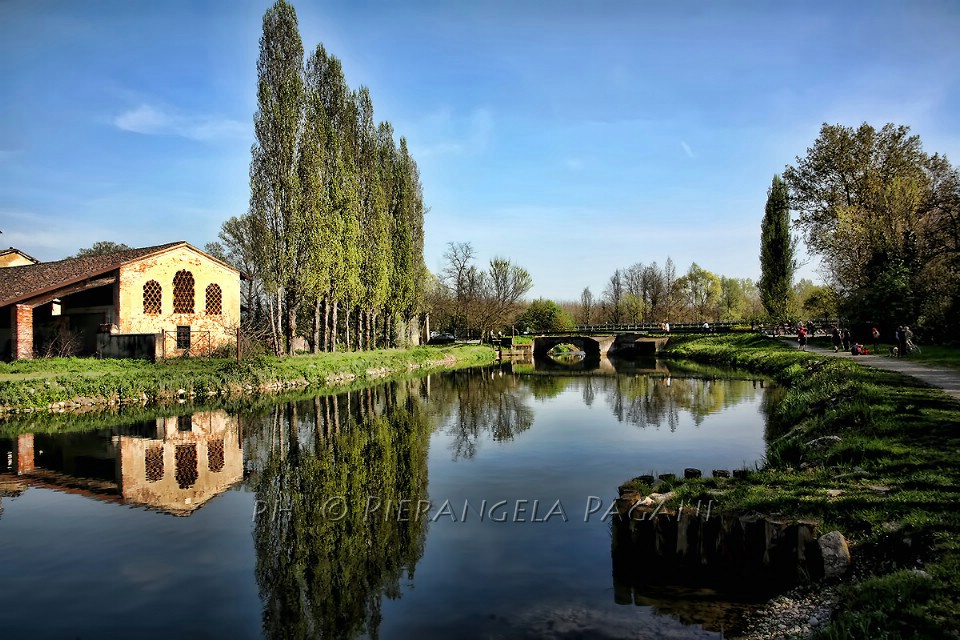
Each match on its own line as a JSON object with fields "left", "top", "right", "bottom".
{"left": 782, "top": 339, "right": 960, "bottom": 401}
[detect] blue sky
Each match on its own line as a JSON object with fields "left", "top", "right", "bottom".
{"left": 2, "top": 1, "right": 959, "bottom": 300}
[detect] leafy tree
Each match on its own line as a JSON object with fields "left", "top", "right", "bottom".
{"left": 71, "top": 241, "right": 132, "bottom": 258}
{"left": 758, "top": 174, "right": 795, "bottom": 321}
{"left": 248, "top": 0, "right": 305, "bottom": 355}
{"left": 354, "top": 87, "right": 391, "bottom": 349}
{"left": 678, "top": 262, "right": 721, "bottom": 321}
{"left": 718, "top": 276, "right": 757, "bottom": 322}
{"left": 516, "top": 298, "right": 574, "bottom": 333}
{"left": 785, "top": 122, "right": 960, "bottom": 338}
{"left": 792, "top": 279, "right": 838, "bottom": 320}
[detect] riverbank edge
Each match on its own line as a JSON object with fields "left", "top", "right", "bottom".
{"left": 0, "top": 344, "right": 497, "bottom": 415}
{"left": 644, "top": 334, "right": 960, "bottom": 639}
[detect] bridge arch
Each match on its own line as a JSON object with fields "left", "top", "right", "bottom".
{"left": 533, "top": 335, "right": 616, "bottom": 358}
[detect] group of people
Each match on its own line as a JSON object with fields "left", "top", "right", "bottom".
{"left": 893, "top": 325, "right": 915, "bottom": 357}
{"left": 798, "top": 323, "right": 915, "bottom": 357}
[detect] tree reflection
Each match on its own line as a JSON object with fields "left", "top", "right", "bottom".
{"left": 439, "top": 369, "right": 535, "bottom": 460}
{"left": 250, "top": 382, "right": 430, "bottom": 640}
{"left": 597, "top": 376, "right": 766, "bottom": 431}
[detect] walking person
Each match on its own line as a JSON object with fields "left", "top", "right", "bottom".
{"left": 798, "top": 326, "right": 808, "bottom": 351}
{"left": 871, "top": 326, "right": 880, "bottom": 355}
{"left": 841, "top": 328, "right": 851, "bottom": 352}
{"left": 898, "top": 325, "right": 907, "bottom": 358}
{"left": 831, "top": 326, "right": 842, "bottom": 353}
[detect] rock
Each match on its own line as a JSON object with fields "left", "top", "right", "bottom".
{"left": 825, "top": 489, "right": 845, "bottom": 497}
{"left": 805, "top": 435, "right": 841, "bottom": 450}
{"left": 867, "top": 485, "right": 892, "bottom": 493}
{"left": 911, "top": 569, "right": 933, "bottom": 580}
{"left": 818, "top": 531, "right": 851, "bottom": 579}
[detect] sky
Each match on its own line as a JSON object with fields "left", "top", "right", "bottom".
{"left": 2, "top": 0, "right": 960, "bottom": 300}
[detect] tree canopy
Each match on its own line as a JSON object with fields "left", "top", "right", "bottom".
{"left": 785, "top": 122, "right": 960, "bottom": 338}
{"left": 71, "top": 241, "right": 132, "bottom": 258}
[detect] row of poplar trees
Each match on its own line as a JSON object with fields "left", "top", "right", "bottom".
{"left": 221, "top": 1, "right": 426, "bottom": 355}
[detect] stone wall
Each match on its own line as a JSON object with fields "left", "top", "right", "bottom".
{"left": 611, "top": 495, "right": 850, "bottom": 598}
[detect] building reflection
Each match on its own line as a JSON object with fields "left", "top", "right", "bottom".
{"left": 0, "top": 410, "right": 242, "bottom": 516}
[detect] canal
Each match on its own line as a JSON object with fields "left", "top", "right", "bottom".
{"left": 0, "top": 359, "right": 779, "bottom": 638}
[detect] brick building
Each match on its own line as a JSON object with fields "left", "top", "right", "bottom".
{"left": 0, "top": 242, "right": 243, "bottom": 360}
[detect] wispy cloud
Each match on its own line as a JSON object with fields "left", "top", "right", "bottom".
{"left": 406, "top": 107, "right": 494, "bottom": 158}
{"left": 113, "top": 103, "right": 246, "bottom": 141}
{"left": 680, "top": 140, "right": 695, "bottom": 158}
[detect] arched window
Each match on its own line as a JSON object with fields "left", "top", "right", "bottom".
{"left": 143, "top": 280, "right": 162, "bottom": 315}
{"left": 205, "top": 284, "right": 222, "bottom": 315}
{"left": 175, "top": 444, "right": 198, "bottom": 489}
{"left": 208, "top": 439, "right": 225, "bottom": 473}
{"left": 173, "top": 270, "right": 195, "bottom": 314}
{"left": 145, "top": 446, "right": 164, "bottom": 482}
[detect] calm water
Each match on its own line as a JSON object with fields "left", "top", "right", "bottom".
{"left": 0, "top": 360, "right": 778, "bottom": 639}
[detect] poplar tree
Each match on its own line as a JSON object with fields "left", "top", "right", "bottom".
{"left": 355, "top": 87, "right": 391, "bottom": 350}
{"left": 759, "top": 174, "right": 795, "bottom": 321}
{"left": 249, "top": 0, "right": 305, "bottom": 355}
{"left": 385, "top": 138, "right": 416, "bottom": 346}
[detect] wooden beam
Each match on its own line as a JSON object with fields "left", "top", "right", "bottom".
{"left": 23, "top": 276, "right": 117, "bottom": 308}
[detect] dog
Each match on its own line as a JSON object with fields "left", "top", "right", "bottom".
{"left": 889, "top": 346, "right": 899, "bottom": 357}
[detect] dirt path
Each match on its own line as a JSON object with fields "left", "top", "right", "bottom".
{"left": 783, "top": 339, "right": 960, "bottom": 401}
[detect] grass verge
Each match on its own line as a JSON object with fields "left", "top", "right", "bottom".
{"left": 646, "top": 334, "right": 960, "bottom": 638}
{"left": 0, "top": 344, "right": 496, "bottom": 413}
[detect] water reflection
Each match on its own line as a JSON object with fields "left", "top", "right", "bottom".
{"left": 246, "top": 382, "right": 432, "bottom": 640}
{"left": 0, "top": 365, "right": 780, "bottom": 639}
{"left": 0, "top": 410, "right": 242, "bottom": 516}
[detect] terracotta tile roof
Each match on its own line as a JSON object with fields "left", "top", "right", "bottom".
{"left": 0, "top": 242, "right": 186, "bottom": 307}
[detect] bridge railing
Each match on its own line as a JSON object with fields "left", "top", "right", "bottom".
{"left": 541, "top": 322, "right": 749, "bottom": 335}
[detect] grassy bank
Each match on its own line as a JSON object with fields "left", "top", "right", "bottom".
{"left": 0, "top": 344, "right": 496, "bottom": 412}
{"left": 646, "top": 334, "right": 960, "bottom": 638}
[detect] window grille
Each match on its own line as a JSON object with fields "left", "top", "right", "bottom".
{"left": 173, "top": 270, "right": 195, "bottom": 313}
{"left": 175, "top": 444, "right": 198, "bottom": 489}
{"left": 208, "top": 439, "right": 225, "bottom": 472}
{"left": 176, "top": 325, "right": 191, "bottom": 350}
{"left": 143, "top": 280, "right": 162, "bottom": 315}
{"left": 205, "top": 284, "right": 222, "bottom": 315}
{"left": 145, "top": 446, "right": 164, "bottom": 482}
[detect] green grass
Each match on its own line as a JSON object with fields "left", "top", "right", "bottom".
{"left": 652, "top": 334, "right": 960, "bottom": 637}
{"left": 0, "top": 344, "right": 496, "bottom": 412}
{"left": 910, "top": 345, "right": 960, "bottom": 370}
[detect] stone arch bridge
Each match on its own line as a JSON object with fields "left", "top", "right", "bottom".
{"left": 532, "top": 333, "right": 669, "bottom": 358}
